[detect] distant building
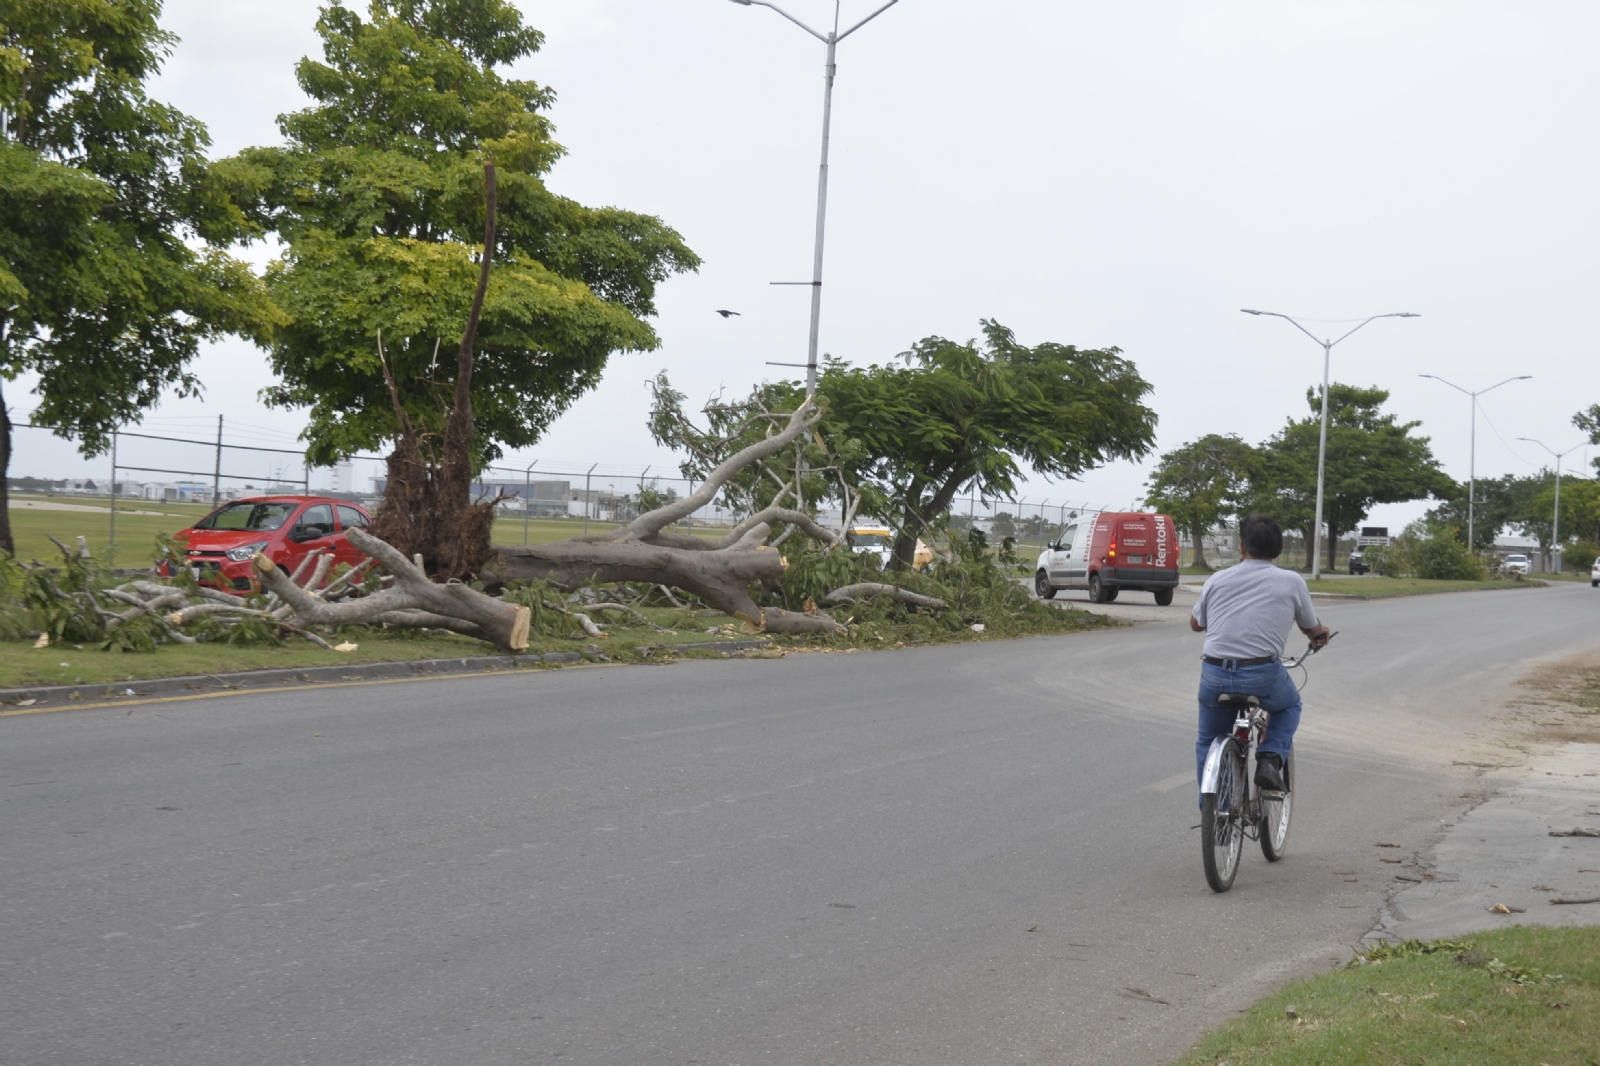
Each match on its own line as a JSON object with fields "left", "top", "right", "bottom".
{"left": 371, "top": 478, "right": 574, "bottom": 516}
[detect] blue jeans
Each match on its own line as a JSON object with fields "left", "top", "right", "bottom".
{"left": 1195, "top": 659, "right": 1302, "bottom": 787}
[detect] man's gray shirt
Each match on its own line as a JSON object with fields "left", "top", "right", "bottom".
{"left": 1191, "top": 560, "right": 1319, "bottom": 660}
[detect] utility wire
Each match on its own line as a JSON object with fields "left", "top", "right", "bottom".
{"left": 1475, "top": 402, "right": 1540, "bottom": 467}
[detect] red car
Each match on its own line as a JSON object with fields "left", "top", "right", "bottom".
{"left": 166, "top": 496, "right": 374, "bottom": 593}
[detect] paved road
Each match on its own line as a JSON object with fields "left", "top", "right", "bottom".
{"left": 4, "top": 582, "right": 1595, "bottom": 1066}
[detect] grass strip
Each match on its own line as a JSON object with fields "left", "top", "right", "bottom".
{"left": 0, "top": 608, "right": 763, "bottom": 690}
{"left": 1174, "top": 927, "right": 1600, "bottom": 1066}
{"left": 6, "top": 496, "right": 721, "bottom": 564}
{"left": 1, "top": 600, "right": 1117, "bottom": 691}
{"left": 1300, "top": 577, "right": 1543, "bottom": 599}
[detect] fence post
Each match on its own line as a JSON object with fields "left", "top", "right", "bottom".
{"left": 211, "top": 414, "right": 224, "bottom": 506}
{"left": 583, "top": 463, "right": 597, "bottom": 535}
{"left": 108, "top": 428, "right": 118, "bottom": 568}
{"left": 523, "top": 461, "right": 537, "bottom": 545}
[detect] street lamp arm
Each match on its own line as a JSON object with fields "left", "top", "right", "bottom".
{"left": 1241, "top": 309, "right": 1325, "bottom": 346}
{"left": 1481, "top": 374, "right": 1532, "bottom": 395}
{"left": 737, "top": 0, "right": 829, "bottom": 41}
{"left": 1330, "top": 312, "right": 1416, "bottom": 348}
{"left": 1517, "top": 437, "right": 1587, "bottom": 459}
{"left": 1418, "top": 373, "right": 1471, "bottom": 397}
{"left": 838, "top": 0, "right": 900, "bottom": 40}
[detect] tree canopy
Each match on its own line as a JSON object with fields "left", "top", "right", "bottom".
{"left": 1143, "top": 434, "right": 1259, "bottom": 569}
{"left": 1253, "top": 384, "right": 1451, "bottom": 569}
{"left": 226, "top": 0, "right": 700, "bottom": 468}
{"left": 820, "top": 320, "right": 1157, "bottom": 568}
{"left": 0, "top": 0, "right": 274, "bottom": 555}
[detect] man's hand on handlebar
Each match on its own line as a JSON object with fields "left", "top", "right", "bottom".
{"left": 1302, "top": 624, "right": 1332, "bottom": 649}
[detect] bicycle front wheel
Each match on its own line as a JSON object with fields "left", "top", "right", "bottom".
{"left": 1259, "top": 749, "right": 1294, "bottom": 862}
{"left": 1201, "top": 739, "right": 1246, "bottom": 892}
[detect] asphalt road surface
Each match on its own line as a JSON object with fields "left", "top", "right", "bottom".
{"left": 4, "top": 582, "right": 1595, "bottom": 1066}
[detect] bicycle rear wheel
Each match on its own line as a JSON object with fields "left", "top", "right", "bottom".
{"left": 1201, "top": 739, "right": 1246, "bottom": 892}
{"left": 1259, "top": 749, "right": 1294, "bottom": 862}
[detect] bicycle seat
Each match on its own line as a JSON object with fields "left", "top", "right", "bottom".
{"left": 1217, "top": 694, "right": 1261, "bottom": 708}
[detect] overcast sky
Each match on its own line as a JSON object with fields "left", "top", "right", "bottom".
{"left": 15, "top": 0, "right": 1599, "bottom": 527}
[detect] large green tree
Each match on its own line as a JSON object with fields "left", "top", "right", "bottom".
{"left": 1573, "top": 404, "right": 1600, "bottom": 475}
{"left": 226, "top": 0, "right": 699, "bottom": 470}
{"left": 1143, "top": 434, "right": 1259, "bottom": 570}
{"left": 1253, "top": 384, "right": 1451, "bottom": 570}
{"left": 821, "top": 320, "right": 1158, "bottom": 570}
{"left": 0, "top": 0, "right": 274, "bottom": 555}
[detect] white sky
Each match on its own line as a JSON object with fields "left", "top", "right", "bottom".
{"left": 14, "top": 0, "right": 1599, "bottom": 527}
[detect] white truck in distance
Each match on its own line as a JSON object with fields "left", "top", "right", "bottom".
{"left": 1348, "top": 527, "right": 1390, "bottom": 575}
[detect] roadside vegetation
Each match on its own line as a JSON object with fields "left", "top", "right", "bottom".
{"left": 0, "top": 524, "right": 1113, "bottom": 693}
{"left": 1303, "top": 575, "right": 1543, "bottom": 599}
{"left": 1175, "top": 928, "right": 1600, "bottom": 1066}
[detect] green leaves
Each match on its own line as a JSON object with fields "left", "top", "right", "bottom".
{"left": 1254, "top": 384, "right": 1452, "bottom": 567}
{"left": 1144, "top": 434, "right": 1259, "bottom": 563}
{"left": 819, "top": 320, "right": 1157, "bottom": 558}
{"left": 0, "top": 0, "right": 277, "bottom": 554}
{"left": 231, "top": 0, "right": 699, "bottom": 468}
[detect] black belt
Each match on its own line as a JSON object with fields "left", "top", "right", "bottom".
{"left": 1202, "top": 654, "right": 1278, "bottom": 668}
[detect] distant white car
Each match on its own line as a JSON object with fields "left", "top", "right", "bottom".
{"left": 1591, "top": 555, "right": 1599, "bottom": 588}
{"left": 1503, "top": 553, "right": 1531, "bottom": 575}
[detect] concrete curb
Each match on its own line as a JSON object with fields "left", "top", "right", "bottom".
{"left": 0, "top": 640, "right": 774, "bottom": 708}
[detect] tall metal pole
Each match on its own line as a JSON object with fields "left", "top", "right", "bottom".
{"left": 1517, "top": 437, "right": 1584, "bottom": 573}
{"left": 1421, "top": 375, "right": 1529, "bottom": 550}
{"left": 803, "top": 22, "right": 839, "bottom": 395}
{"left": 1553, "top": 453, "right": 1563, "bottom": 573}
{"left": 1312, "top": 340, "right": 1331, "bottom": 578}
{"left": 729, "top": 0, "right": 901, "bottom": 395}
{"left": 1468, "top": 392, "right": 1476, "bottom": 547}
{"left": 1242, "top": 309, "right": 1419, "bottom": 579}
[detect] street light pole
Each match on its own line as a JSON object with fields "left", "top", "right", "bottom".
{"left": 1517, "top": 437, "right": 1585, "bottom": 573}
{"left": 729, "top": 0, "right": 902, "bottom": 395}
{"left": 1241, "top": 309, "right": 1420, "bottom": 579}
{"left": 1418, "top": 374, "right": 1530, "bottom": 550}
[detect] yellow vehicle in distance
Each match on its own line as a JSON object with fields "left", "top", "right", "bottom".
{"left": 846, "top": 526, "right": 934, "bottom": 571}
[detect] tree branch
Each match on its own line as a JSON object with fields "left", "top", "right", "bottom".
{"left": 607, "top": 399, "right": 818, "bottom": 542}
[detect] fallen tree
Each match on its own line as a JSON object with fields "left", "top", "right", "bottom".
{"left": 485, "top": 400, "right": 849, "bottom": 636}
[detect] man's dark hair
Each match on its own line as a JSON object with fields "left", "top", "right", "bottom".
{"left": 1239, "top": 513, "right": 1283, "bottom": 560}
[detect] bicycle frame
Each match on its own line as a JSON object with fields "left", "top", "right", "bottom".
{"left": 1200, "top": 704, "right": 1273, "bottom": 836}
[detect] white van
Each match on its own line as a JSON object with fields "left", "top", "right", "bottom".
{"left": 1034, "top": 510, "right": 1181, "bottom": 605}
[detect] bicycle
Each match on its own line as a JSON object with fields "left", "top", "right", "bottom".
{"left": 1198, "top": 634, "right": 1335, "bottom": 893}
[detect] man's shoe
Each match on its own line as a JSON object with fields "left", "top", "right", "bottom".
{"left": 1255, "top": 752, "right": 1286, "bottom": 792}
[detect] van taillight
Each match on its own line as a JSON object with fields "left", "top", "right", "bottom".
{"left": 1109, "top": 539, "right": 1117, "bottom": 559}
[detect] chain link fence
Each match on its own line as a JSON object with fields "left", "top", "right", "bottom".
{"left": 14, "top": 420, "right": 1233, "bottom": 562}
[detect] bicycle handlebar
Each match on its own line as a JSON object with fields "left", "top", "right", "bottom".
{"left": 1282, "top": 631, "right": 1337, "bottom": 669}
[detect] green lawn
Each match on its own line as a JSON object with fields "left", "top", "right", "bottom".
{"left": 1174, "top": 927, "right": 1600, "bottom": 1066}
{"left": 8, "top": 495, "right": 213, "bottom": 565}
{"left": 1302, "top": 576, "right": 1545, "bottom": 598}
{"left": 1, "top": 605, "right": 761, "bottom": 691}
{"left": 6, "top": 496, "right": 723, "bottom": 567}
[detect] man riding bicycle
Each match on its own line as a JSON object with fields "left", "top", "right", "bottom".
{"left": 1189, "top": 514, "right": 1331, "bottom": 793}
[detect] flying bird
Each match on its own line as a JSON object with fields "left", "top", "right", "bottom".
{"left": 714, "top": 309, "right": 741, "bottom": 318}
